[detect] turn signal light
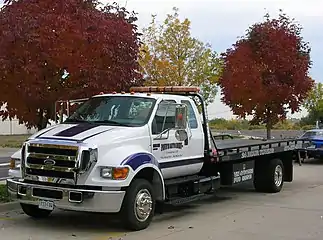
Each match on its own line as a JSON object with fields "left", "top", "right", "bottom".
{"left": 112, "top": 167, "right": 130, "bottom": 180}
{"left": 9, "top": 158, "right": 15, "bottom": 169}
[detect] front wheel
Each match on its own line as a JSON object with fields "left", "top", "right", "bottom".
{"left": 20, "top": 203, "right": 52, "bottom": 218}
{"left": 121, "top": 179, "right": 155, "bottom": 231}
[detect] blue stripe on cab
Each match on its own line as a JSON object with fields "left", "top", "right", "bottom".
{"left": 122, "top": 153, "right": 159, "bottom": 171}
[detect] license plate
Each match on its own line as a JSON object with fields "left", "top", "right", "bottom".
{"left": 38, "top": 200, "right": 54, "bottom": 210}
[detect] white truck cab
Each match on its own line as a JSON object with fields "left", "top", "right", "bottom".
{"left": 7, "top": 86, "right": 215, "bottom": 230}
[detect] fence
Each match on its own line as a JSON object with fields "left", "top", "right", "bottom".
{"left": 0, "top": 119, "right": 37, "bottom": 135}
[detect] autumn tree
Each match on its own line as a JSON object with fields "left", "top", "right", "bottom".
{"left": 302, "top": 81, "right": 323, "bottom": 125}
{"left": 0, "top": 0, "right": 142, "bottom": 130}
{"left": 303, "top": 82, "right": 323, "bottom": 114}
{"left": 219, "top": 10, "right": 314, "bottom": 139}
{"left": 139, "top": 7, "right": 223, "bottom": 105}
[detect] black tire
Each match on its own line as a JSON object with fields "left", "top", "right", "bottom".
{"left": 20, "top": 203, "right": 52, "bottom": 218}
{"left": 254, "top": 158, "right": 284, "bottom": 193}
{"left": 121, "top": 179, "right": 155, "bottom": 231}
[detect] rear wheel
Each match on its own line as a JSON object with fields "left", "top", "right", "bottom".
{"left": 254, "top": 158, "right": 284, "bottom": 193}
{"left": 272, "top": 163, "right": 284, "bottom": 192}
{"left": 121, "top": 179, "right": 155, "bottom": 231}
{"left": 20, "top": 203, "right": 52, "bottom": 218}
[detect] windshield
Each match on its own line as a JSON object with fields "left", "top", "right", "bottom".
{"left": 65, "top": 96, "right": 156, "bottom": 127}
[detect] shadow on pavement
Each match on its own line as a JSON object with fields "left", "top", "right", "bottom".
{"left": 11, "top": 210, "right": 127, "bottom": 234}
{"left": 5, "top": 193, "right": 235, "bottom": 233}
{"left": 3, "top": 184, "right": 273, "bottom": 233}
{"left": 302, "top": 158, "right": 323, "bottom": 165}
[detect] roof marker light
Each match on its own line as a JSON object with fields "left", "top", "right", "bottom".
{"left": 130, "top": 86, "right": 200, "bottom": 93}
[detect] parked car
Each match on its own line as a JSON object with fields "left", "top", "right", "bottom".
{"left": 297, "top": 129, "right": 323, "bottom": 160}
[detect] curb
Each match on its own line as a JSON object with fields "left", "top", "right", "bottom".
{"left": 0, "top": 201, "right": 20, "bottom": 213}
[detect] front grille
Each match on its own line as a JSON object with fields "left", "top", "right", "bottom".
{"left": 26, "top": 168, "right": 75, "bottom": 179}
{"left": 27, "top": 157, "right": 76, "bottom": 168}
{"left": 25, "top": 143, "right": 79, "bottom": 180}
{"left": 27, "top": 145, "right": 78, "bottom": 156}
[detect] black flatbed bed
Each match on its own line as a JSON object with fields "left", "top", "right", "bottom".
{"left": 215, "top": 139, "right": 274, "bottom": 149}
{"left": 213, "top": 138, "right": 311, "bottom": 162}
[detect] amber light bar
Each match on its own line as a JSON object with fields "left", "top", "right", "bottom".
{"left": 130, "top": 86, "right": 200, "bottom": 93}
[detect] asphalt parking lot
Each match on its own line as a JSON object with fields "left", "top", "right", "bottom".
{"left": 1, "top": 160, "right": 323, "bottom": 240}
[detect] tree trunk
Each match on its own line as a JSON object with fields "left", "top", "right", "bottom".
{"left": 265, "top": 107, "right": 272, "bottom": 140}
{"left": 266, "top": 123, "right": 271, "bottom": 140}
{"left": 36, "top": 109, "right": 49, "bottom": 131}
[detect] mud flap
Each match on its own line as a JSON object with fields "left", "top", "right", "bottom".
{"left": 220, "top": 160, "right": 255, "bottom": 186}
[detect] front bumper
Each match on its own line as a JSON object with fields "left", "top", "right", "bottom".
{"left": 6, "top": 179, "right": 126, "bottom": 213}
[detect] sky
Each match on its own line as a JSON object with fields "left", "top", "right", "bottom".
{"left": 1, "top": 0, "right": 322, "bottom": 120}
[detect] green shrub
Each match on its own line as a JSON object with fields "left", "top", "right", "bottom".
{"left": 0, "top": 185, "right": 10, "bottom": 203}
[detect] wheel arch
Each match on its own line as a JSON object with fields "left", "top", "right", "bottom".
{"left": 121, "top": 152, "right": 165, "bottom": 201}
{"left": 130, "top": 165, "right": 165, "bottom": 201}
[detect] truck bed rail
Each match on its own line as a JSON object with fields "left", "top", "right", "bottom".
{"left": 215, "top": 138, "right": 312, "bottom": 162}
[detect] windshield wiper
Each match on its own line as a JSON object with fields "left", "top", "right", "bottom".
{"left": 93, "top": 120, "right": 131, "bottom": 127}
{"left": 64, "top": 118, "right": 88, "bottom": 123}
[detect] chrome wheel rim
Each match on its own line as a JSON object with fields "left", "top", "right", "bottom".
{"left": 274, "top": 165, "right": 283, "bottom": 187}
{"left": 134, "top": 189, "right": 153, "bottom": 222}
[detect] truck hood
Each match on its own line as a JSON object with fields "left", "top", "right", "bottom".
{"left": 29, "top": 123, "right": 124, "bottom": 142}
{"left": 13, "top": 123, "right": 148, "bottom": 161}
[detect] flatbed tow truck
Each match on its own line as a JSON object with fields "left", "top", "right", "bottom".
{"left": 6, "top": 86, "right": 311, "bottom": 231}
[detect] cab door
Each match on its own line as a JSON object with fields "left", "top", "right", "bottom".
{"left": 150, "top": 99, "right": 203, "bottom": 179}
{"left": 181, "top": 99, "right": 205, "bottom": 160}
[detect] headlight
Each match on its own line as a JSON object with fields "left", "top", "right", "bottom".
{"left": 9, "top": 158, "right": 20, "bottom": 170}
{"left": 101, "top": 167, "right": 113, "bottom": 178}
{"left": 100, "top": 167, "right": 129, "bottom": 180}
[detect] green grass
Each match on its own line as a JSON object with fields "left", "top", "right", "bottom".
{"left": 0, "top": 185, "right": 10, "bottom": 203}
{"left": 0, "top": 134, "right": 31, "bottom": 148}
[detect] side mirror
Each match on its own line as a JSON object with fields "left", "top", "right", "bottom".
{"left": 175, "top": 104, "right": 188, "bottom": 129}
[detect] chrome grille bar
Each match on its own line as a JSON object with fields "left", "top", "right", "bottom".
{"left": 25, "top": 143, "right": 80, "bottom": 181}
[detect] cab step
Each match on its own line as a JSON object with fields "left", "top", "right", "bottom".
{"left": 164, "top": 175, "right": 214, "bottom": 186}
{"left": 166, "top": 193, "right": 207, "bottom": 206}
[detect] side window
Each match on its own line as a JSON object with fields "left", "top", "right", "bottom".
{"left": 152, "top": 100, "right": 176, "bottom": 135}
{"left": 181, "top": 100, "right": 198, "bottom": 129}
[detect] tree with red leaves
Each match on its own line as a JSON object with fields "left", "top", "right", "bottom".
{"left": 0, "top": 0, "right": 142, "bottom": 130}
{"left": 219, "top": 10, "right": 314, "bottom": 139}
